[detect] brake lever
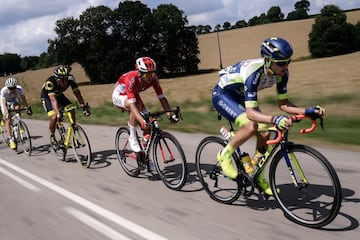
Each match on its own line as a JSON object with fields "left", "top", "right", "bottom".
{"left": 319, "top": 117, "right": 324, "bottom": 130}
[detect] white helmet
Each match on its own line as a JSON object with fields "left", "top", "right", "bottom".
{"left": 5, "top": 77, "right": 17, "bottom": 88}
{"left": 135, "top": 57, "right": 156, "bottom": 73}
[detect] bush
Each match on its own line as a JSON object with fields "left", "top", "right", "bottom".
{"left": 308, "top": 5, "right": 360, "bottom": 57}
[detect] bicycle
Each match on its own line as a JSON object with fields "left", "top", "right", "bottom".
{"left": 50, "top": 104, "right": 92, "bottom": 168}
{"left": 0, "top": 108, "right": 32, "bottom": 155}
{"left": 115, "top": 107, "right": 188, "bottom": 191}
{"left": 195, "top": 113, "right": 342, "bottom": 228}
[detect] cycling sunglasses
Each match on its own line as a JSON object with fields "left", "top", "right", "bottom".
{"left": 8, "top": 87, "right": 16, "bottom": 90}
{"left": 142, "top": 72, "right": 156, "bottom": 79}
{"left": 272, "top": 58, "right": 291, "bottom": 66}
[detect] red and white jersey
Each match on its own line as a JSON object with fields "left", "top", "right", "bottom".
{"left": 113, "top": 70, "right": 164, "bottom": 104}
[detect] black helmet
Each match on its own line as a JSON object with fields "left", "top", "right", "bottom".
{"left": 54, "top": 66, "right": 69, "bottom": 79}
{"left": 260, "top": 37, "right": 293, "bottom": 60}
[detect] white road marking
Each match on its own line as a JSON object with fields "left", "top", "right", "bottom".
{"left": 0, "top": 158, "right": 167, "bottom": 240}
{"left": 0, "top": 166, "right": 40, "bottom": 192}
{"left": 64, "top": 206, "right": 133, "bottom": 240}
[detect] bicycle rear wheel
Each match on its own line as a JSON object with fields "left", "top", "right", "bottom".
{"left": 115, "top": 127, "right": 140, "bottom": 177}
{"left": 17, "top": 120, "right": 32, "bottom": 155}
{"left": 152, "top": 131, "right": 187, "bottom": 191}
{"left": 269, "top": 144, "right": 342, "bottom": 228}
{"left": 195, "top": 136, "right": 241, "bottom": 204}
{"left": 72, "top": 124, "right": 92, "bottom": 168}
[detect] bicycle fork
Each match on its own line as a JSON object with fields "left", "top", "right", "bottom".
{"left": 281, "top": 146, "right": 309, "bottom": 189}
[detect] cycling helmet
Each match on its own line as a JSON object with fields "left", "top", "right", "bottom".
{"left": 136, "top": 57, "right": 156, "bottom": 73}
{"left": 5, "top": 77, "right": 17, "bottom": 88}
{"left": 54, "top": 66, "right": 69, "bottom": 79}
{"left": 260, "top": 37, "right": 293, "bottom": 60}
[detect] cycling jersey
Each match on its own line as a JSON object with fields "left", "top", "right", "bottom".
{"left": 212, "top": 58, "right": 289, "bottom": 123}
{"left": 112, "top": 70, "right": 165, "bottom": 111}
{"left": 40, "top": 75, "right": 79, "bottom": 115}
{"left": 40, "top": 75, "right": 79, "bottom": 99}
{"left": 0, "top": 85, "right": 24, "bottom": 112}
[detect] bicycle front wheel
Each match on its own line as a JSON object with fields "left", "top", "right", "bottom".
{"left": 51, "top": 124, "right": 66, "bottom": 161}
{"left": 17, "top": 120, "right": 32, "bottom": 155}
{"left": 269, "top": 144, "right": 342, "bottom": 228}
{"left": 72, "top": 125, "right": 92, "bottom": 168}
{"left": 152, "top": 131, "right": 187, "bottom": 191}
{"left": 115, "top": 127, "right": 140, "bottom": 177}
{"left": 195, "top": 136, "right": 241, "bottom": 204}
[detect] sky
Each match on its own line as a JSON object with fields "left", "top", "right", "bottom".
{"left": 1, "top": 0, "right": 359, "bottom": 57}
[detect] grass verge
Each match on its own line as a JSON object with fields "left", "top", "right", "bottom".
{"left": 26, "top": 101, "right": 359, "bottom": 148}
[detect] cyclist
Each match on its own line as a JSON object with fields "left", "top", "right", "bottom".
{"left": 112, "top": 57, "right": 179, "bottom": 153}
{"left": 212, "top": 37, "right": 325, "bottom": 195}
{"left": 40, "top": 65, "right": 90, "bottom": 144}
{"left": 0, "top": 77, "right": 32, "bottom": 149}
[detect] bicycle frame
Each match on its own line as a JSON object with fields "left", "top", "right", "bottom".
{"left": 124, "top": 108, "right": 178, "bottom": 163}
{"left": 225, "top": 114, "right": 318, "bottom": 191}
{"left": 57, "top": 106, "right": 77, "bottom": 150}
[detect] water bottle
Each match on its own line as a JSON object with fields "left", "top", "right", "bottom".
{"left": 241, "top": 152, "right": 254, "bottom": 174}
{"left": 142, "top": 134, "right": 150, "bottom": 147}
{"left": 220, "top": 126, "right": 233, "bottom": 140}
{"left": 251, "top": 146, "right": 266, "bottom": 167}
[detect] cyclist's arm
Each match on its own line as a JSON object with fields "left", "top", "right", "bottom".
{"left": 245, "top": 107, "right": 273, "bottom": 124}
{"left": 73, "top": 89, "right": 86, "bottom": 107}
{"left": 159, "top": 97, "right": 172, "bottom": 118}
{"left": 19, "top": 95, "right": 30, "bottom": 109}
{"left": 0, "top": 97, "right": 9, "bottom": 118}
{"left": 277, "top": 99, "right": 306, "bottom": 115}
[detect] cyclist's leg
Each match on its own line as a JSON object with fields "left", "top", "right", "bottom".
{"left": 41, "top": 96, "right": 57, "bottom": 135}
{"left": 212, "top": 86, "right": 256, "bottom": 179}
{"left": 113, "top": 94, "right": 140, "bottom": 152}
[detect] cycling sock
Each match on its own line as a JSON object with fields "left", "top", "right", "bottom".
{"left": 128, "top": 122, "right": 137, "bottom": 138}
{"left": 221, "top": 144, "right": 235, "bottom": 159}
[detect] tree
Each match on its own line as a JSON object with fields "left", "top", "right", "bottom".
{"left": 309, "top": 5, "right": 358, "bottom": 57}
{"left": 223, "top": 21, "right": 231, "bottom": 30}
{"left": 287, "top": 0, "right": 310, "bottom": 20}
{"left": 49, "top": 1, "right": 200, "bottom": 83}
{"left": 267, "top": 6, "right": 284, "bottom": 22}
{"left": 0, "top": 53, "right": 22, "bottom": 76}
{"left": 233, "top": 20, "right": 247, "bottom": 29}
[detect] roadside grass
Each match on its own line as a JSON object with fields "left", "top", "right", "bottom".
{"left": 27, "top": 98, "right": 359, "bottom": 147}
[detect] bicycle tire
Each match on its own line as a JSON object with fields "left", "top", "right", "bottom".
{"left": 269, "top": 144, "right": 342, "bottom": 228}
{"left": 115, "top": 127, "right": 140, "bottom": 177}
{"left": 0, "top": 124, "right": 8, "bottom": 145}
{"left": 72, "top": 124, "right": 92, "bottom": 168}
{"left": 195, "top": 136, "right": 241, "bottom": 204}
{"left": 51, "top": 124, "right": 66, "bottom": 161}
{"left": 17, "top": 120, "right": 32, "bottom": 155}
{"left": 152, "top": 131, "right": 187, "bottom": 191}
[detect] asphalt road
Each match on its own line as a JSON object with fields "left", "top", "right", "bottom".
{"left": 1, "top": 119, "right": 359, "bottom": 240}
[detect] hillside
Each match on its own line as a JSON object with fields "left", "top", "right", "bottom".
{"left": 1, "top": 10, "right": 359, "bottom": 119}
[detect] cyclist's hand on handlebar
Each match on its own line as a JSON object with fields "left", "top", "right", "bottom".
{"left": 168, "top": 113, "right": 180, "bottom": 124}
{"left": 305, "top": 105, "right": 325, "bottom": 119}
{"left": 25, "top": 106, "right": 33, "bottom": 116}
{"left": 273, "top": 115, "right": 292, "bottom": 130}
{"left": 140, "top": 119, "right": 151, "bottom": 131}
{"left": 81, "top": 103, "right": 91, "bottom": 117}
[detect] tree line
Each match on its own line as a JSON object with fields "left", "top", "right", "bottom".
{"left": 1, "top": 1, "right": 359, "bottom": 83}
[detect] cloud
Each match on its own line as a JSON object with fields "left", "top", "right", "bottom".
{"left": 0, "top": 0, "right": 359, "bottom": 56}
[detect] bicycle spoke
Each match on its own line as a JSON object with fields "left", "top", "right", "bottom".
{"left": 72, "top": 125, "right": 92, "bottom": 168}
{"left": 270, "top": 144, "right": 342, "bottom": 228}
{"left": 153, "top": 132, "right": 187, "bottom": 191}
{"left": 195, "top": 136, "right": 241, "bottom": 204}
{"left": 115, "top": 127, "right": 140, "bottom": 177}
